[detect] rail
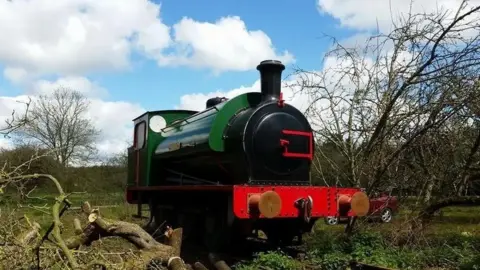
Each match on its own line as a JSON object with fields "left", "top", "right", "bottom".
{"left": 350, "top": 261, "right": 397, "bottom": 270}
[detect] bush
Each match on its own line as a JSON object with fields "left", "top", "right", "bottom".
{"left": 460, "top": 254, "right": 480, "bottom": 270}
{"left": 309, "top": 251, "right": 351, "bottom": 270}
{"left": 234, "top": 250, "right": 301, "bottom": 270}
{"left": 305, "top": 229, "right": 480, "bottom": 270}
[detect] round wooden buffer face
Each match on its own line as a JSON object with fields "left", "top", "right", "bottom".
{"left": 258, "top": 190, "right": 282, "bottom": 218}
{"left": 350, "top": 192, "right": 370, "bottom": 217}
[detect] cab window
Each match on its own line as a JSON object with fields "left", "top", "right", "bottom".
{"left": 134, "top": 121, "right": 146, "bottom": 150}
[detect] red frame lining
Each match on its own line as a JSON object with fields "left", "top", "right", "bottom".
{"left": 126, "top": 185, "right": 365, "bottom": 219}
{"left": 127, "top": 185, "right": 233, "bottom": 191}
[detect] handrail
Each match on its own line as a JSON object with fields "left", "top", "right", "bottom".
{"left": 160, "top": 105, "right": 221, "bottom": 134}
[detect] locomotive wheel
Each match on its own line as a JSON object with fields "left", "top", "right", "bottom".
{"left": 204, "top": 210, "right": 230, "bottom": 252}
{"left": 263, "top": 224, "right": 297, "bottom": 246}
{"left": 177, "top": 210, "right": 206, "bottom": 244}
{"left": 262, "top": 218, "right": 309, "bottom": 246}
{"left": 265, "top": 230, "right": 296, "bottom": 246}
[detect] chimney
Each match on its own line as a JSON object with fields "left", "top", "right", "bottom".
{"left": 256, "top": 60, "right": 285, "bottom": 102}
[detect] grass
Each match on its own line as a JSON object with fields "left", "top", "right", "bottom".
{"left": 2, "top": 192, "right": 480, "bottom": 269}
{"left": 0, "top": 191, "right": 138, "bottom": 236}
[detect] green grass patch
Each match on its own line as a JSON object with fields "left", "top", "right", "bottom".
{"left": 234, "top": 250, "right": 303, "bottom": 270}
{"left": 234, "top": 206, "right": 480, "bottom": 270}
{"left": 0, "top": 191, "right": 137, "bottom": 236}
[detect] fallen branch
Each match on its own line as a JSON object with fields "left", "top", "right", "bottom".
{"left": 69, "top": 205, "right": 121, "bottom": 211}
{"left": 1, "top": 174, "right": 78, "bottom": 268}
{"left": 63, "top": 201, "right": 188, "bottom": 270}
{"left": 0, "top": 219, "right": 41, "bottom": 251}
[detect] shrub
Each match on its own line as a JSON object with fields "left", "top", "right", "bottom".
{"left": 304, "top": 229, "right": 480, "bottom": 270}
{"left": 234, "top": 250, "right": 301, "bottom": 270}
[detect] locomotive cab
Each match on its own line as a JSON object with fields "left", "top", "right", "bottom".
{"left": 206, "top": 97, "right": 228, "bottom": 108}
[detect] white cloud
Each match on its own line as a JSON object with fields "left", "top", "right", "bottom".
{"left": 87, "top": 99, "right": 144, "bottom": 155}
{"left": 317, "top": 0, "right": 480, "bottom": 33}
{"left": 0, "top": 0, "right": 291, "bottom": 78}
{"left": 0, "top": 137, "right": 13, "bottom": 150}
{"left": 157, "top": 16, "right": 294, "bottom": 73}
{"left": 177, "top": 81, "right": 260, "bottom": 111}
{"left": 176, "top": 79, "right": 312, "bottom": 113}
{"left": 0, "top": 0, "right": 171, "bottom": 77}
{"left": 32, "top": 76, "right": 109, "bottom": 99}
{"left": 3, "top": 67, "right": 29, "bottom": 84}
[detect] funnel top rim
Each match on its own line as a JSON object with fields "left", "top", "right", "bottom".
{"left": 259, "top": 59, "right": 283, "bottom": 65}
{"left": 256, "top": 59, "right": 285, "bottom": 71}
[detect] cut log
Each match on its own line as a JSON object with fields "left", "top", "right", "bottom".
{"left": 65, "top": 201, "right": 190, "bottom": 270}
{"left": 19, "top": 221, "right": 41, "bottom": 246}
{"left": 168, "top": 257, "right": 187, "bottom": 270}
{"left": 193, "top": 262, "right": 209, "bottom": 270}
{"left": 73, "top": 218, "right": 83, "bottom": 235}
{"left": 166, "top": 227, "right": 183, "bottom": 256}
{"left": 208, "top": 253, "right": 232, "bottom": 270}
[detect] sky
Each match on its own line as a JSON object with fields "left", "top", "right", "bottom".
{"left": 0, "top": 0, "right": 476, "bottom": 158}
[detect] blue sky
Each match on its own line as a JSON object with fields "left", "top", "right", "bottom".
{"left": 103, "top": 1, "right": 340, "bottom": 110}
{"left": 0, "top": 0, "right": 466, "bottom": 156}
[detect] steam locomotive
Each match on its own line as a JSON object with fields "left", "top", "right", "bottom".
{"left": 125, "top": 60, "right": 369, "bottom": 250}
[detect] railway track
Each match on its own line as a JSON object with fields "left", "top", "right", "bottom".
{"left": 349, "top": 262, "right": 396, "bottom": 270}
{"left": 175, "top": 235, "right": 396, "bottom": 270}
{"left": 132, "top": 208, "right": 395, "bottom": 270}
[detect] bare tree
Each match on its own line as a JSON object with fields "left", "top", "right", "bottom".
{"left": 289, "top": 0, "right": 480, "bottom": 210}
{"left": 14, "top": 87, "right": 100, "bottom": 167}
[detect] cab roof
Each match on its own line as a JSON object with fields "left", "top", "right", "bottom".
{"left": 132, "top": 110, "right": 199, "bottom": 121}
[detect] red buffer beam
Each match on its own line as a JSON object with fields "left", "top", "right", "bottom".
{"left": 232, "top": 185, "right": 370, "bottom": 219}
